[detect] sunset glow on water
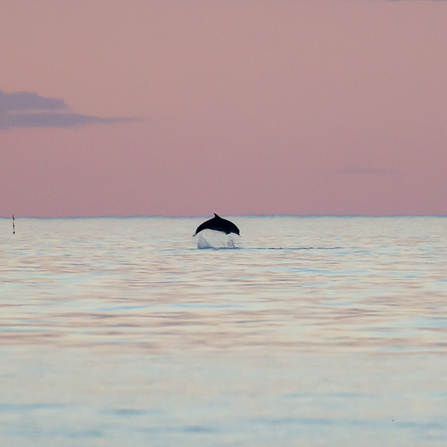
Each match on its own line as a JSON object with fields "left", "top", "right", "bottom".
{"left": 1, "top": 216, "right": 446, "bottom": 446}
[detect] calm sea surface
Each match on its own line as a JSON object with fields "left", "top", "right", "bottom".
{"left": 0, "top": 216, "right": 446, "bottom": 446}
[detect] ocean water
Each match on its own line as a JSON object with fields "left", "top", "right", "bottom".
{"left": 0, "top": 216, "right": 446, "bottom": 447}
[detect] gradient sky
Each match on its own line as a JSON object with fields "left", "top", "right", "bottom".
{"left": 1, "top": 0, "right": 447, "bottom": 217}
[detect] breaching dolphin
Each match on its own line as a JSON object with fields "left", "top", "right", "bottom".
{"left": 194, "top": 214, "right": 240, "bottom": 236}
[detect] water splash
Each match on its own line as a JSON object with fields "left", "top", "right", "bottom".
{"left": 196, "top": 230, "right": 238, "bottom": 249}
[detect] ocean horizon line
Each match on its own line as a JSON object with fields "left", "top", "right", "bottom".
{"left": 1, "top": 214, "right": 446, "bottom": 219}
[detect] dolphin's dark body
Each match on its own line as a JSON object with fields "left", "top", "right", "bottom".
{"left": 194, "top": 214, "right": 240, "bottom": 236}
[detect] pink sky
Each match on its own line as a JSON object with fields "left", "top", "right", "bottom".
{"left": 1, "top": 0, "right": 447, "bottom": 217}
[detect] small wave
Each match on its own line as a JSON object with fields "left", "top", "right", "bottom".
{"left": 247, "top": 247, "right": 343, "bottom": 251}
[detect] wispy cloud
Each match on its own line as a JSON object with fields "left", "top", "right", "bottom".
{"left": 336, "top": 167, "right": 399, "bottom": 175}
{"left": 0, "top": 90, "right": 138, "bottom": 129}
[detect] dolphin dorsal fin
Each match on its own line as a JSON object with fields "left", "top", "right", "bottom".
{"left": 214, "top": 213, "right": 220, "bottom": 218}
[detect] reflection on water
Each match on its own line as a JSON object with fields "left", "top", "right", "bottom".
{"left": 0, "top": 216, "right": 446, "bottom": 446}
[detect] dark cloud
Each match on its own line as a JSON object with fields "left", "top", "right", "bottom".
{"left": 1, "top": 112, "right": 136, "bottom": 129}
{"left": 0, "top": 90, "right": 138, "bottom": 129}
{"left": 337, "top": 167, "right": 399, "bottom": 175}
{"left": 0, "top": 91, "right": 67, "bottom": 112}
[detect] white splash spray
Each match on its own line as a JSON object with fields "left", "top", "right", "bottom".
{"left": 196, "top": 230, "right": 239, "bottom": 249}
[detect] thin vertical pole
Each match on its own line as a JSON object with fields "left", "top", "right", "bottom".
{"left": 12, "top": 215, "right": 15, "bottom": 234}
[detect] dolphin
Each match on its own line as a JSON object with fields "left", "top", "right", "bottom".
{"left": 194, "top": 214, "right": 240, "bottom": 236}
